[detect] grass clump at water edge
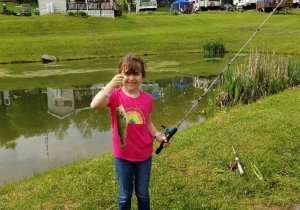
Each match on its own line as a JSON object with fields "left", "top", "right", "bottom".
{"left": 214, "top": 51, "right": 300, "bottom": 107}
{"left": 203, "top": 41, "right": 225, "bottom": 58}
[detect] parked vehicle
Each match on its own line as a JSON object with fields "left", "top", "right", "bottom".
{"left": 136, "top": 0, "right": 158, "bottom": 12}
{"left": 233, "top": 0, "right": 256, "bottom": 9}
{"left": 193, "top": 0, "right": 222, "bottom": 11}
{"left": 15, "top": 4, "right": 31, "bottom": 16}
{"left": 221, "top": 3, "right": 234, "bottom": 11}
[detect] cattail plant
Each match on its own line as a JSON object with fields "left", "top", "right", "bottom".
{"left": 215, "top": 51, "right": 300, "bottom": 107}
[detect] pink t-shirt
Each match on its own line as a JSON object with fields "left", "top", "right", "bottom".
{"left": 108, "top": 88, "right": 153, "bottom": 162}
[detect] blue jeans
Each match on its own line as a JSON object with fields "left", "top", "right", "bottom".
{"left": 114, "top": 157, "right": 152, "bottom": 210}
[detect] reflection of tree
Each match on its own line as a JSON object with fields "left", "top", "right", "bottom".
{"left": 71, "top": 108, "right": 110, "bottom": 139}
{"left": 7, "top": 92, "right": 49, "bottom": 137}
{"left": 94, "top": 109, "right": 111, "bottom": 132}
{"left": 151, "top": 78, "right": 206, "bottom": 129}
{"left": 53, "top": 119, "right": 70, "bottom": 141}
{"left": 0, "top": 105, "right": 18, "bottom": 149}
{"left": 72, "top": 110, "right": 93, "bottom": 139}
{"left": 0, "top": 88, "right": 112, "bottom": 149}
{"left": 1, "top": 90, "right": 69, "bottom": 146}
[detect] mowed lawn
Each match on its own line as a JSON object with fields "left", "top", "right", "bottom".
{"left": 0, "top": 9, "right": 300, "bottom": 63}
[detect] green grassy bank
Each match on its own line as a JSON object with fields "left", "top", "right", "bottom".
{"left": 0, "top": 86, "right": 299, "bottom": 209}
{"left": 0, "top": 9, "right": 300, "bottom": 63}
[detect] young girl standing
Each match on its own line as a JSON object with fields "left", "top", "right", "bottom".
{"left": 91, "top": 55, "right": 168, "bottom": 210}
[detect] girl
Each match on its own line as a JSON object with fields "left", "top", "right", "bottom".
{"left": 91, "top": 55, "right": 168, "bottom": 210}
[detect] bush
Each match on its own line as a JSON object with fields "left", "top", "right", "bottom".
{"left": 214, "top": 51, "right": 300, "bottom": 107}
{"left": 67, "top": 11, "right": 88, "bottom": 17}
{"left": 78, "top": 11, "right": 87, "bottom": 17}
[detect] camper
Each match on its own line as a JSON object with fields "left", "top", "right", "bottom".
{"left": 136, "top": 0, "right": 157, "bottom": 12}
{"left": 233, "top": 0, "right": 256, "bottom": 9}
{"left": 193, "top": 0, "right": 221, "bottom": 10}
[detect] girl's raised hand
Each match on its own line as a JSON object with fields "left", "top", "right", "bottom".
{"left": 109, "top": 74, "right": 124, "bottom": 88}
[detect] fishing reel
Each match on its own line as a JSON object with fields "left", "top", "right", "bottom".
{"left": 228, "top": 161, "right": 238, "bottom": 171}
{"left": 155, "top": 125, "right": 178, "bottom": 155}
{"left": 161, "top": 125, "right": 175, "bottom": 136}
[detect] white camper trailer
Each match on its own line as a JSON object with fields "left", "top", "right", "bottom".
{"left": 136, "top": 0, "right": 157, "bottom": 12}
{"left": 233, "top": 0, "right": 256, "bottom": 9}
{"left": 193, "top": 0, "right": 221, "bottom": 10}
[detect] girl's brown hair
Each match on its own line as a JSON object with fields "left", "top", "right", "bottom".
{"left": 118, "top": 55, "right": 146, "bottom": 78}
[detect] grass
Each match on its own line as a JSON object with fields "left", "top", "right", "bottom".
{"left": 0, "top": 9, "right": 300, "bottom": 63}
{"left": 0, "top": 86, "right": 299, "bottom": 209}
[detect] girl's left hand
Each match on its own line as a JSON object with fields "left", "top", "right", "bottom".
{"left": 157, "top": 134, "right": 170, "bottom": 148}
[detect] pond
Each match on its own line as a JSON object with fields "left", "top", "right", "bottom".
{"left": 0, "top": 53, "right": 244, "bottom": 186}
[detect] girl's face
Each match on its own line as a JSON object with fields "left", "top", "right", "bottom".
{"left": 121, "top": 71, "right": 143, "bottom": 93}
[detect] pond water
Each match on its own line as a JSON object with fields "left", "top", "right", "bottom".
{"left": 0, "top": 53, "right": 244, "bottom": 186}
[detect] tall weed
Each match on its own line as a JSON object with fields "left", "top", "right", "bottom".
{"left": 215, "top": 51, "right": 300, "bottom": 107}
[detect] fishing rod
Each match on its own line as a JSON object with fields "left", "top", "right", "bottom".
{"left": 227, "top": 132, "right": 244, "bottom": 176}
{"left": 155, "top": 0, "right": 286, "bottom": 155}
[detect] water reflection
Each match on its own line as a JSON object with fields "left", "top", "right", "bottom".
{"left": 0, "top": 76, "right": 213, "bottom": 186}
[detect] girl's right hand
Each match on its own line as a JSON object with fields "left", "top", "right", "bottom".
{"left": 109, "top": 74, "right": 124, "bottom": 88}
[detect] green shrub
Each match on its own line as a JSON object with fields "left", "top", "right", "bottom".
{"left": 78, "top": 11, "right": 87, "bottom": 17}
{"left": 67, "top": 11, "right": 88, "bottom": 17}
{"left": 203, "top": 41, "right": 225, "bottom": 58}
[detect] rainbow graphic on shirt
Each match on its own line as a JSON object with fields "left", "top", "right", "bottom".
{"left": 125, "top": 107, "right": 145, "bottom": 125}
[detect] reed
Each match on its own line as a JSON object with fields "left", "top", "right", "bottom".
{"left": 215, "top": 51, "right": 300, "bottom": 107}
{"left": 203, "top": 41, "right": 225, "bottom": 58}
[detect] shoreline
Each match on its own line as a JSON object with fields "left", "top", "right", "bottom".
{"left": 1, "top": 50, "right": 299, "bottom": 65}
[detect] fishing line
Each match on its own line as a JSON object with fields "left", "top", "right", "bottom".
{"left": 156, "top": 0, "right": 286, "bottom": 154}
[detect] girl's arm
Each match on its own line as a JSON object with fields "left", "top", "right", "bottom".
{"left": 148, "top": 113, "right": 169, "bottom": 147}
{"left": 90, "top": 74, "right": 123, "bottom": 110}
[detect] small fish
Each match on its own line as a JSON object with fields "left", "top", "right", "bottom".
{"left": 116, "top": 104, "right": 127, "bottom": 148}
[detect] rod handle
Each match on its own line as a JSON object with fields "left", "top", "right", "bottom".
{"left": 155, "top": 127, "right": 177, "bottom": 155}
{"left": 235, "top": 157, "right": 244, "bottom": 175}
